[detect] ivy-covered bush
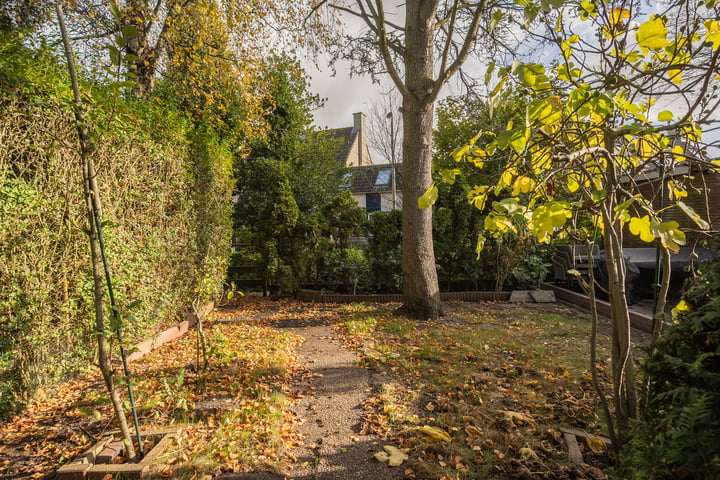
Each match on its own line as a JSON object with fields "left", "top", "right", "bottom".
{"left": 617, "top": 242, "right": 720, "bottom": 479}
{"left": 0, "top": 33, "right": 233, "bottom": 418}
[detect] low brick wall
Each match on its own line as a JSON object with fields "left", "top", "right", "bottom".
{"left": 126, "top": 301, "right": 214, "bottom": 363}
{"left": 540, "top": 283, "right": 652, "bottom": 333}
{"left": 298, "top": 291, "right": 511, "bottom": 304}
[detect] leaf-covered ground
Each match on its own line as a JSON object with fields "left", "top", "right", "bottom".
{"left": 0, "top": 297, "right": 647, "bottom": 479}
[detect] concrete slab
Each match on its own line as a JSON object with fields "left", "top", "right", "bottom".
{"left": 530, "top": 290, "right": 556, "bottom": 303}
{"left": 509, "top": 290, "right": 534, "bottom": 302}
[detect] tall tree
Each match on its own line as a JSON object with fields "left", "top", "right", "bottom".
{"left": 3, "top": 0, "right": 333, "bottom": 97}
{"left": 325, "top": 0, "right": 518, "bottom": 319}
{"left": 450, "top": 0, "right": 719, "bottom": 443}
{"left": 234, "top": 55, "right": 346, "bottom": 291}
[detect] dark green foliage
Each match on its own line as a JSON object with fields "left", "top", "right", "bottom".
{"left": 320, "top": 248, "right": 371, "bottom": 294}
{"left": 233, "top": 54, "right": 347, "bottom": 292}
{"left": 322, "top": 191, "right": 367, "bottom": 251}
{"left": 365, "top": 210, "right": 403, "bottom": 293}
{"left": 0, "top": 34, "right": 233, "bottom": 419}
{"left": 432, "top": 93, "right": 550, "bottom": 291}
{"left": 617, "top": 243, "right": 720, "bottom": 479}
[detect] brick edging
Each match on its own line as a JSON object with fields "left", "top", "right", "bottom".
{"left": 296, "top": 290, "right": 511, "bottom": 304}
{"left": 126, "top": 302, "right": 214, "bottom": 363}
{"left": 540, "top": 283, "right": 653, "bottom": 333}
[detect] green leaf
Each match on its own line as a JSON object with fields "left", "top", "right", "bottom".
{"left": 637, "top": 16, "right": 669, "bottom": 53}
{"left": 651, "top": 220, "right": 686, "bottom": 253}
{"left": 614, "top": 198, "right": 636, "bottom": 213}
{"left": 524, "top": 4, "right": 539, "bottom": 27}
{"left": 451, "top": 144, "right": 471, "bottom": 162}
{"left": 110, "top": 3, "right": 121, "bottom": 19}
{"left": 485, "top": 60, "right": 496, "bottom": 86}
{"left": 122, "top": 25, "right": 139, "bottom": 39}
{"left": 109, "top": 314, "right": 122, "bottom": 333}
{"left": 509, "top": 129, "right": 528, "bottom": 154}
{"left": 440, "top": 168, "right": 461, "bottom": 184}
{"left": 516, "top": 63, "right": 551, "bottom": 91}
{"left": 475, "top": 233, "right": 487, "bottom": 259}
{"left": 488, "top": 76, "right": 507, "bottom": 119}
{"left": 531, "top": 201, "right": 571, "bottom": 242}
{"left": 528, "top": 96, "right": 562, "bottom": 125}
{"left": 658, "top": 110, "right": 673, "bottom": 122}
{"left": 490, "top": 10, "right": 504, "bottom": 34}
{"left": 677, "top": 201, "right": 710, "bottom": 229}
{"left": 418, "top": 184, "right": 439, "bottom": 209}
{"left": 494, "top": 198, "right": 525, "bottom": 216}
{"left": 108, "top": 45, "right": 121, "bottom": 67}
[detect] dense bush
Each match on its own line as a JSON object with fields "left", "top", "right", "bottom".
{"left": 0, "top": 33, "right": 233, "bottom": 417}
{"left": 617, "top": 242, "right": 720, "bottom": 479}
{"left": 366, "top": 210, "right": 403, "bottom": 293}
{"left": 320, "top": 248, "right": 372, "bottom": 294}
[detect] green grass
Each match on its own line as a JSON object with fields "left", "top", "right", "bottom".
{"left": 335, "top": 302, "right": 620, "bottom": 479}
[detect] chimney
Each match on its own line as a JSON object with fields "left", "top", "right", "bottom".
{"left": 353, "top": 112, "right": 366, "bottom": 166}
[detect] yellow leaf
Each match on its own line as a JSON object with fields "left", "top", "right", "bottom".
{"left": 417, "top": 425, "right": 452, "bottom": 443}
{"left": 586, "top": 437, "right": 608, "bottom": 454}
{"left": 637, "top": 16, "right": 669, "bottom": 54}
{"left": 629, "top": 215, "right": 655, "bottom": 243}
{"left": 672, "top": 145, "right": 685, "bottom": 162}
{"left": 705, "top": 19, "right": 720, "bottom": 50}
{"left": 671, "top": 299, "right": 691, "bottom": 320}
{"left": 667, "top": 69, "right": 683, "bottom": 84}
{"left": 610, "top": 7, "right": 630, "bottom": 26}
{"left": 667, "top": 180, "right": 687, "bottom": 200}
{"left": 511, "top": 176, "right": 536, "bottom": 196}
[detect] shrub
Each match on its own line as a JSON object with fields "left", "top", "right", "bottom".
{"left": 0, "top": 35, "right": 233, "bottom": 418}
{"left": 321, "top": 248, "right": 371, "bottom": 294}
{"left": 366, "top": 210, "right": 402, "bottom": 293}
{"left": 617, "top": 242, "right": 720, "bottom": 479}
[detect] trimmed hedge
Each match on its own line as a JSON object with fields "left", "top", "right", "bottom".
{"left": 0, "top": 33, "right": 233, "bottom": 417}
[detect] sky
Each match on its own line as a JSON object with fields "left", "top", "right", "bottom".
{"left": 306, "top": 57, "right": 391, "bottom": 130}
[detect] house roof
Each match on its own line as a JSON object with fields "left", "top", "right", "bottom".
{"left": 326, "top": 127, "right": 357, "bottom": 164}
{"left": 347, "top": 164, "right": 402, "bottom": 194}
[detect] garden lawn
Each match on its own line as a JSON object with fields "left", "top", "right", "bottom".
{"left": 0, "top": 298, "right": 644, "bottom": 479}
{"left": 335, "top": 301, "right": 635, "bottom": 479}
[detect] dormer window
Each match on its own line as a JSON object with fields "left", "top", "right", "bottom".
{"left": 375, "top": 169, "right": 392, "bottom": 186}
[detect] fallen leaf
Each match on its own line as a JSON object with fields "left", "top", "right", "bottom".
{"left": 519, "top": 447, "right": 539, "bottom": 461}
{"left": 586, "top": 436, "right": 607, "bottom": 454}
{"left": 373, "top": 445, "right": 409, "bottom": 466}
{"left": 418, "top": 425, "right": 452, "bottom": 443}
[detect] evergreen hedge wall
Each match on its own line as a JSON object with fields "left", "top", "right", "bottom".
{"left": 0, "top": 33, "right": 233, "bottom": 417}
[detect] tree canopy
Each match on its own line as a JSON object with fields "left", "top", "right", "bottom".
{"left": 443, "top": 0, "right": 719, "bottom": 443}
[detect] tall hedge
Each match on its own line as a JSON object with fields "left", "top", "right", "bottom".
{"left": 0, "top": 33, "right": 233, "bottom": 417}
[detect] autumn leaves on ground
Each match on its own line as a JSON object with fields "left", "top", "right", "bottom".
{"left": 0, "top": 297, "right": 627, "bottom": 479}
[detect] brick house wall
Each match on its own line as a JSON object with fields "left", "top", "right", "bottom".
{"left": 623, "top": 169, "right": 719, "bottom": 247}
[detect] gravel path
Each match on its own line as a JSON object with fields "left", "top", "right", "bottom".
{"left": 217, "top": 314, "right": 405, "bottom": 480}
{"left": 277, "top": 315, "right": 405, "bottom": 480}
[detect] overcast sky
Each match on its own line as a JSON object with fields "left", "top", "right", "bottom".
{"left": 306, "top": 58, "right": 391, "bottom": 130}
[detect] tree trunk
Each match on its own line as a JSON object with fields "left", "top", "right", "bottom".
{"left": 398, "top": 0, "right": 442, "bottom": 320}
{"left": 601, "top": 198, "right": 638, "bottom": 443}
{"left": 56, "top": 4, "right": 137, "bottom": 459}
{"left": 112, "top": 0, "right": 157, "bottom": 97}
